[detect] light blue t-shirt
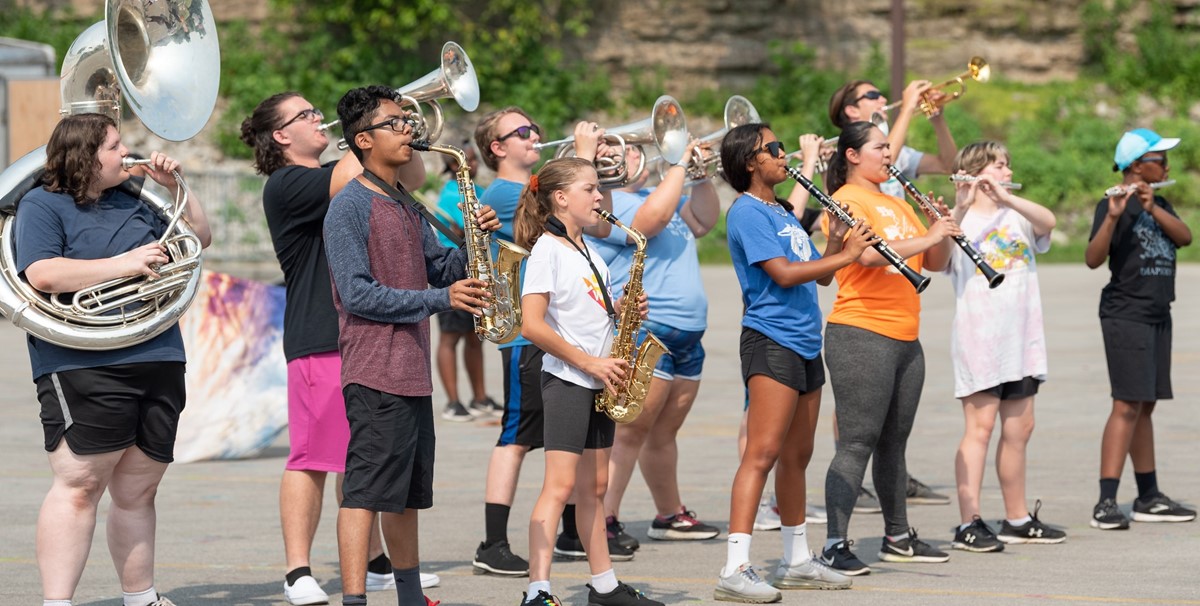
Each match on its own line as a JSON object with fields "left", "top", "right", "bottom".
{"left": 479, "top": 177, "right": 530, "bottom": 350}
{"left": 434, "top": 178, "right": 483, "bottom": 248}
{"left": 587, "top": 188, "right": 707, "bottom": 332}
{"left": 726, "top": 194, "right": 824, "bottom": 359}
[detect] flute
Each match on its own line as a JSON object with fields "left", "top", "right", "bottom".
{"left": 949, "top": 174, "right": 1022, "bottom": 190}
{"left": 783, "top": 165, "right": 930, "bottom": 293}
{"left": 1105, "top": 179, "right": 1175, "bottom": 198}
{"left": 888, "top": 165, "right": 1004, "bottom": 289}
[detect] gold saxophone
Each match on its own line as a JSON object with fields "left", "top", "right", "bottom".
{"left": 420, "top": 142, "right": 529, "bottom": 343}
{"left": 594, "top": 209, "right": 669, "bottom": 423}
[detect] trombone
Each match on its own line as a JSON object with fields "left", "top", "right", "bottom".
{"left": 879, "top": 56, "right": 990, "bottom": 118}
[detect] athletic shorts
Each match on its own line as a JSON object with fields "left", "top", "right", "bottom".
{"left": 498, "top": 345, "right": 546, "bottom": 448}
{"left": 1101, "top": 317, "right": 1172, "bottom": 401}
{"left": 541, "top": 372, "right": 615, "bottom": 454}
{"left": 341, "top": 384, "right": 435, "bottom": 513}
{"left": 38, "top": 362, "right": 186, "bottom": 463}
{"left": 286, "top": 351, "right": 350, "bottom": 472}
{"left": 979, "top": 376, "right": 1042, "bottom": 401}
{"left": 437, "top": 309, "right": 476, "bottom": 334}
{"left": 639, "top": 319, "right": 705, "bottom": 381}
{"left": 740, "top": 327, "right": 825, "bottom": 395}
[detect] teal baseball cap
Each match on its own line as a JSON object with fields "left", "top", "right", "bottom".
{"left": 1113, "top": 128, "right": 1180, "bottom": 172}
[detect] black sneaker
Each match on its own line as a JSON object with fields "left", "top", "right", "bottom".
{"left": 951, "top": 516, "right": 1004, "bottom": 552}
{"left": 441, "top": 400, "right": 473, "bottom": 422}
{"left": 521, "top": 590, "right": 562, "bottom": 606}
{"left": 470, "top": 396, "right": 503, "bottom": 417}
{"left": 906, "top": 475, "right": 951, "bottom": 505}
{"left": 998, "top": 500, "right": 1067, "bottom": 544}
{"left": 1132, "top": 492, "right": 1198, "bottom": 523}
{"left": 819, "top": 539, "right": 871, "bottom": 576}
{"left": 646, "top": 507, "right": 720, "bottom": 541}
{"left": 853, "top": 487, "right": 883, "bottom": 514}
{"left": 606, "top": 515, "right": 640, "bottom": 551}
{"left": 473, "top": 540, "right": 529, "bottom": 576}
{"left": 554, "top": 533, "right": 635, "bottom": 562}
{"left": 586, "top": 581, "right": 663, "bottom": 606}
{"left": 878, "top": 528, "right": 950, "bottom": 563}
{"left": 1090, "top": 497, "right": 1130, "bottom": 530}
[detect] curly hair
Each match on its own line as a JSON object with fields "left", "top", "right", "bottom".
{"left": 240, "top": 91, "right": 300, "bottom": 176}
{"left": 513, "top": 157, "right": 594, "bottom": 250}
{"left": 473, "top": 106, "right": 536, "bottom": 171}
{"left": 337, "top": 85, "right": 400, "bottom": 162}
{"left": 42, "top": 113, "right": 115, "bottom": 205}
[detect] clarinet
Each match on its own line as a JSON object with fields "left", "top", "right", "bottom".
{"left": 887, "top": 165, "right": 1004, "bottom": 289}
{"left": 784, "top": 166, "right": 930, "bottom": 293}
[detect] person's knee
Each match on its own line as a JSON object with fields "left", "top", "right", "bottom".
{"left": 54, "top": 473, "right": 108, "bottom": 509}
{"left": 965, "top": 417, "right": 997, "bottom": 444}
{"left": 1111, "top": 400, "right": 1142, "bottom": 423}
{"left": 743, "top": 444, "right": 781, "bottom": 474}
{"left": 108, "top": 478, "right": 160, "bottom": 510}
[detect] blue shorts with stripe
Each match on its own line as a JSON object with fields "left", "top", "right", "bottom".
{"left": 498, "top": 344, "right": 546, "bottom": 448}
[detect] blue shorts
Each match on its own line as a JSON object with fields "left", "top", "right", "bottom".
{"left": 637, "top": 319, "right": 705, "bottom": 381}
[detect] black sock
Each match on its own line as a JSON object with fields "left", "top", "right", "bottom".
{"left": 1099, "top": 478, "right": 1120, "bottom": 502}
{"left": 285, "top": 566, "right": 312, "bottom": 586}
{"left": 485, "top": 502, "right": 511, "bottom": 546}
{"left": 392, "top": 566, "right": 423, "bottom": 605}
{"left": 561, "top": 504, "right": 579, "bottom": 540}
{"left": 1135, "top": 470, "right": 1159, "bottom": 500}
{"left": 367, "top": 553, "right": 392, "bottom": 575}
{"left": 342, "top": 594, "right": 367, "bottom": 606}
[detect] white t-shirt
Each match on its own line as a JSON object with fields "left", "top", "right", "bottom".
{"left": 523, "top": 234, "right": 616, "bottom": 389}
{"left": 946, "top": 207, "right": 1051, "bottom": 398}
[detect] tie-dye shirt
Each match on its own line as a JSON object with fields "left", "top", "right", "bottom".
{"left": 946, "top": 207, "right": 1051, "bottom": 397}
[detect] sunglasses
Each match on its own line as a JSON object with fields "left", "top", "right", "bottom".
{"left": 278, "top": 107, "right": 323, "bottom": 130}
{"left": 497, "top": 124, "right": 541, "bottom": 142}
{"left": 1139, "top": 155, "right": 1168, "bottom": 167}
{"left": 756, "top": 140, "right": 786, "bottom": 158}
{"left": 360, "top": 115, "right": 414, "bottom": 135}
{"left": 851, "top": 90, "right": 885, "bottom": 104}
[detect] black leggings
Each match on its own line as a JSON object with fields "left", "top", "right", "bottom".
{"left": 824, "top": 324, "right": 925, "bottom": 538}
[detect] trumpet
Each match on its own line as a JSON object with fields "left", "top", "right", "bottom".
{"left": 949, "top": 174, "right": 1023, "bottom": 190}
{"left": 879, "top": 57, "right": 990, "bottom": 118}
{"left": 1105, "top": 179, "right": 1175, "bottom": 198}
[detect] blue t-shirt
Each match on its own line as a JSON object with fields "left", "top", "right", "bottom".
{"left": 434, "top": 178, "right": 483, "bottom": 248}
{"left": 587, "top": 188, "right": 707, "bottom": 331}
{"left": 726, "top": 194, "right": 823, "bottom": 359}
{"left": 479, "top": 177, "right": 530, "bottom": 349}
{"left": 13, "top": 187, "right": 186, "bottom": 380}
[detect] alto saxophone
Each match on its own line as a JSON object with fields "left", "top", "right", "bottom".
{"left": 594, "top": 209, "right": 669, "bottom": 423}
{"left": 417, "top": 142, "right": 529, "bottom": 343}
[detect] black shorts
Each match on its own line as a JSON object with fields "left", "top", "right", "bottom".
{"left": 341, "top": 385, "right": 435, "bottom": 513}
{"left": 1101, "top": 317, "right": 1172, "bottom": 402}
{"left": 38, "top": 362, "right": 186, "bottom": 464}
{"left": 541, "top": 372, "right": 615, "bottom": 454}
{"left": 980, "top": 376, "right": 1042, "bottom": 400}
{"left": 740, "top": 327, "right": 825, "bottom": 394}
{"left": 437, "top": 308, "right": 476, "bottom": 334}
{"left": 498, "top": 345, "right": 546, "bottom": 449}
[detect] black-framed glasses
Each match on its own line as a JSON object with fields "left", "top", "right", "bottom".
{"left": 756, "top": 140, "right": 785, "bottom": 158}
{"left": 277, "top": 107, "right": 323, "bottom": 130}
{"left": 851, "top": 90, "right": 885, "bottom": 104}
{"left": 497, "top": 124, "right": 541, "bottom": 142}
{"left": 360, "top": 115, "right": 414, "bottom": 135}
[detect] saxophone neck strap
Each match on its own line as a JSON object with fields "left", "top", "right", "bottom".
{"left": 545, "top": 216, "right": 616, "bottom": 320}
{"left": 362, "top": 169, "right": 465, "bottom": 248}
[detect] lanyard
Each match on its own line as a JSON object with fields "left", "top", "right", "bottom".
{"left": 545, "top": 216, "right": 616, "bottom": 320}
{"left": 361, "top": 170, "right": 465, "bottom": 248}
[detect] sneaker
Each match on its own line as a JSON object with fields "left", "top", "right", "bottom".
{"left": 607, "top": 515, "right": 640, "bottom": 551}
{"left": 364, "top": 570, "right": 439, "bottom": 590}
{"left": 284, "top": 575, "right": 329, "bottom": 606}
{"left": 473, "top": 540, "right": 530, "bottom": 576}
{"left": 853, "top": 487, "right": 882, "bottom": 514}
{"left": 770, "top": 557, "right": 852, "bottom": 590}
{"left": 647, "top": 506, "right": 720, "bottom": 540}
{"left": 554, "top": 533, "right": 634, "bottom": 562}
{"left": 1090, "top": 497, "right": 1130, "bottom": 530}
{"left": 818, "top": 540, "right": 870, "bottom": 576}
{"left": 148, "top": 597, "right": 177, "bottom": 606}
{"left": 470, "top": 396, "right": 503, "bottom": 417}
{"left": 998, "top": 500, "right": 1067, "bottom": 544}
{"left": 806, "top": 504, "right": 828, "bottom": 525}
{"left": 441, "top": 400, "right": 473, "bottom": 422}
{"left": 878, "top": 528, "right": 950, "bottom": 563}
{"left": 586, "top": 581, "right": 664, "bottom": 605}
{"left": 906, "top": 475, "right": 951, "bottom": 505}
{"left": 521, "top": 590, "right": 563, "bottom": 606}
{"left": 753, "top": 495, "right": 781, "bottom": 531}
{"left": 951, "top": 516, "right": 1004, "bottom": 552}
{"left": 1132, "top": 492, "right": 1198, "bottom": 523}
{"left": 421, "top": 572, "right": 440, "bottom": 588}
{"left": 714, "top": 562, "right": 782, "bottom": 603}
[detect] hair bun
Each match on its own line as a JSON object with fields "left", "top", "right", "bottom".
{"left": 529, "top": 174, "right": 539, "bottom": 193}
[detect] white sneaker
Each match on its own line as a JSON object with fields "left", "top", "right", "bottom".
{"left": 715, "top": 563, "right": 782, "bottom": 603}
{"left": 806, "top": 504, "right": 828, "bottom": 525}
{"left": 421, "top": 572, "right": 441, "bottom": 588}
{"left": 284, "top": 575, "right": 329, "bottom": 605}
{"left": 365, "top": 570, "right": 440, "bottom": 590}
{"left": 771, "top": 558, "right": 851, "bottom": 590}
{"left": 753, "top": 494, "right": 782, "bottom": 532}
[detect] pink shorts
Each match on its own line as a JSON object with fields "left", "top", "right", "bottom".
{"left": 286, "top": 351, "right": 351, "bottom": 472}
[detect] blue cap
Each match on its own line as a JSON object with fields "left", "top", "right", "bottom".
{"left": 1113, "top": 128, "right": 1180, "bottom": 172}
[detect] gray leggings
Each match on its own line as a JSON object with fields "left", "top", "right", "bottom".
{"left": 824, "top": 323, "right": 925, "bottom": 538}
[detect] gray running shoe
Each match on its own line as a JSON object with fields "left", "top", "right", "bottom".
{"left": 770, "top": 557, "right": 852, "bottom": 590}
{"left": 906, "top": 475, "right": 951, "bottom": 505}
{"left": 714, "top": 563, "right": 782, "bottom": 603}
{"left": 753, "top": 494, "right": 781, "bottom": 531}
{"left": 853, "top": 487, "right": 882, "bottom": 514}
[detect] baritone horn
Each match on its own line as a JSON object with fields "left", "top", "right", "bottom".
{"left": 676, "top": 95, "right": 761, "bottom": 182}
{"left": 880, "top": 56, "right": 990, "bottom": 118}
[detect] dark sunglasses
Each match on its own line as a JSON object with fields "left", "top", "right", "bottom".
{"left": 756, "top": 140, "right": 785, "bottom": 158}
{"left": 277, "top": 107, "right": 323, "bottom": 130}
{"left": 360, "top": 115, "right": 414, "bottom": 135}
{"left": 497, "top": 124, "right": 541, "bottom": 142}
{"left": 851, "top": 90, "right": 885, "bottom": 104}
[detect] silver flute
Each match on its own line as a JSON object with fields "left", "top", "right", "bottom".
{"left": 1105, "top": 179, "right": 1175, "bottom": 198}
{"left": 949, "top": 174, "right": 1022, "bottom": 190}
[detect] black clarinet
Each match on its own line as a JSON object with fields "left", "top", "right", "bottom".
{"left": 784, "top": 166, "right": 930, "bottom": 293}
{"left": 887, "top": 165, "right": 1004, "bottom": 289}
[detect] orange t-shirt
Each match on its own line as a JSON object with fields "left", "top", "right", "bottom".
{"left": 821, "top": 183, "right": 926, "bottom": 341}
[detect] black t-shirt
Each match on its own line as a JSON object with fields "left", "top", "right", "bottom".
{"left": 1088, "top": 194, "right": 1179, "bottom": 322}
{"left": 262, "top": 163, "right": 340, "bottom": 361}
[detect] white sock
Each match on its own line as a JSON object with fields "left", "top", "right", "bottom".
{"left": 959, "top": 522, "right": 972, "bottom": 531}
{"left": 781, "top": 523, "right": 811, "bottom": 566}
{"left": 590, "top": 568, "right": 618, "bottom": 594}
{"left": 824, "top": 537, "right": 845, "bottom": 551}
{"left": 44, "top": 601, "right": 72, "bottom": 606}
{"left": 526, "top": 580, "right": 552, "bottom": 599}
{"left": 723, "top": 533, "right": 753, "bottom": 577}
{"left": 123, "top": 587, "right": 157, "bottom": 606}
{"left": 886, "top": 530, "right": 910, "bottom": 542}
{"left": 1008, "top": 514, "right": 1032, "bottom": 526}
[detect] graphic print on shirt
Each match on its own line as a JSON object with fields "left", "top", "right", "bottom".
{"left": 978, "top": 225, "right": 1033, "bottom": 272}
{"left": 1134, "top": 212, "right": 1176, "bottom": 276}
{"left": 780, "top": 224, "right": 813, "bottom": 261}
{"left": 875, "top": 204, "right": 918, "bottom": 275}
{"left": 664, "top": 214, "right": 694, "bottom": 242}
{"left": 583, "top": 273, "right": 611, "bottom": 311}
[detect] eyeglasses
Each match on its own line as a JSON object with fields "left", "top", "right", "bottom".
{"left": 277, "top": 108, "right": 323, "bottom": 130}
{"left": 360, "top": 115, "right": 415, "bottom": 135}
{"left": 755, "top": 140, "right": 785, "bottom": 158}
{"left": 1139, "top": 155, "right": 1168, "bottom": 167}
{"left": 497, "top": 124, "right": 541, "bottom": 142}
{"left": 850, "top": 90, "right": 885, "bottom": 104}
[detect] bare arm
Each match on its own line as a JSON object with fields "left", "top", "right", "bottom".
{"left": 25, "top": 243, "right": 169, "bottom": 293}
{"left": 786, "top": 134, "right": 824, "bottom": 213}
{"left": 916, "top": 113, "right": 958, "bottom": 175}
{"left": 520, "top": 291, "right": 627, "bottom": 394}
{"left": 330, "top": 152, "right": 363, "bottom": 199}
{"left": 679, "top": 178, "right": 720, "bottom": 237}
